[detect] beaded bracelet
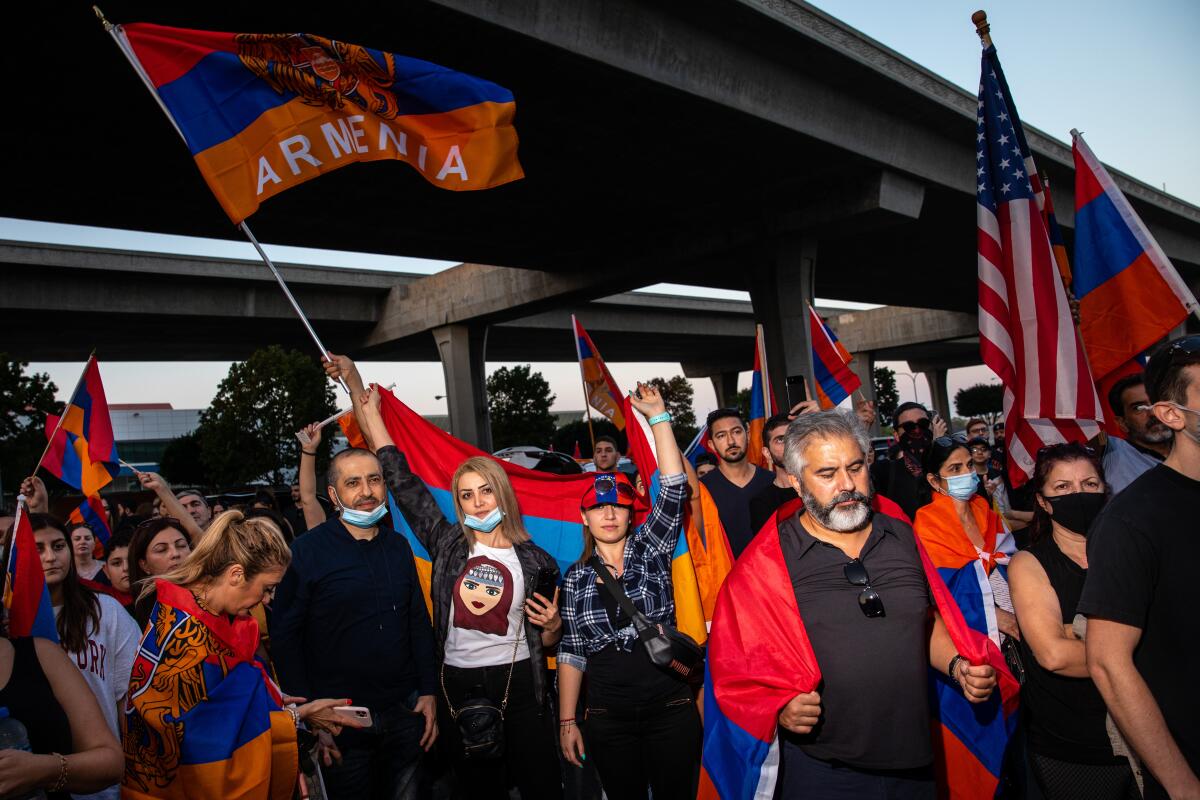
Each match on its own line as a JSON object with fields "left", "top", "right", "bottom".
{"left": 48, "top": 752, "right": 68, "bottom": 792}
{"left": 287, "top": 707, "right": 301, "bottom": 728}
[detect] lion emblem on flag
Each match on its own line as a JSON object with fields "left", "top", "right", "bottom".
{"left": 235, "top": 33, "right": 405, "bottom": 120}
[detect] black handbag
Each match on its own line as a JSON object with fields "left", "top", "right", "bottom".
{"left": 589, "top": 555, "right": 705, "bottom": 684}
{"left": 440, "top": 634, "right": 522, "bottom": 760}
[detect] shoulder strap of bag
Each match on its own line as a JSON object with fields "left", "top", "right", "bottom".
{"left": 588, "top": 555, "right": 655, "bottom": 634}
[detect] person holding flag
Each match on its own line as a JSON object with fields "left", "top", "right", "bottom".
{"left": 557, "top": 382, "right": 701, "bottom": 800}
{"left": 333, "top": 356, "right": 565, "bottom": 800}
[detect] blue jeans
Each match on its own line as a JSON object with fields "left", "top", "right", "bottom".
{"left": 323, "top": 700, "right": 427, "bottom": 800}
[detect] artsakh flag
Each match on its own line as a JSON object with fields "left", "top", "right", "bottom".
{"left": 572, "top": 315, "right": 626, "bottom": 430}
{"left": 1071, "top": 130, "right": 1197, "bottom": 383}
{"left": 376, "top": 389, "right": 706, "bottom": 646}
{"left": 69, "top": 494, "right": 113, "bottom": 550}
{"left": 43, "top": 357, "right": 120, "bottom": 497}
{"left": 809, "top": 305, "right": 862, "bottom": 409}
{"left": 702, "top": 511, "right": 1017, "bottom": 799}
{"left": 115, "top": 23, "right": 523, "bottom": 224}
{"left": 3, "top": 505, "right": 58, "bottom": 641}
{"left": 746, "top": 325, "right": 777, "bottom": 470}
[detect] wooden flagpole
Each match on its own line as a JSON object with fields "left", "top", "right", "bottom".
{"left": 95, "top": 7, "right": 349, "bottom": 393}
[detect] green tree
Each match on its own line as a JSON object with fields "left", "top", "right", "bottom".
{"left": 954, "top": 382, "right": 1004, "bottom": 425}
{"left": 195, "top": 346, "right": 336, "bottom": 487}
{"left": 0, "top": 355, "right": 60, "bottom": 502}
{"left": 552, "top": 418, "right": 623, "bottom": 457}
{"left": 873, "top": 366, "right": 900, "bottom": 425}
{"left": 487, "top": 365, "right": 557, "bottom": 450}
{"left": 646, "top": 375, "right": 698, "bottom": 449}
{"left": 159, "top": 432, "right": 210, "bottom": 488}
{"left": 734, "top": 388, "right": 752, "bottom": 423}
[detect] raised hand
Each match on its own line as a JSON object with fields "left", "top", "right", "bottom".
{"left": 788, "top": 400, "right": 821, "bottom": 419}
{"left": 297, "top": 422, "right": 323, "bottom": 450}
{"left": 629, "top": 382, "right": 666, "bottom": 419}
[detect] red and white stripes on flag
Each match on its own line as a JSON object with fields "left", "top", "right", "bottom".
{"left": 976, "top": 44, "right": 1102, "bottom": 486}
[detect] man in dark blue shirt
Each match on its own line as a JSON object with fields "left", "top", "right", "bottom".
{"left": 272, "top": 447, "right": 438, "bottom": 800}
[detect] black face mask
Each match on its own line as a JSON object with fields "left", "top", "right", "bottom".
{"left": 1044, "top": 491, "right": 1107, "bottom": 536}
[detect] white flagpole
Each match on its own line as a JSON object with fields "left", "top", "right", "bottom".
{"left": 96, "top": 7, "right": 349, "bottom": 393}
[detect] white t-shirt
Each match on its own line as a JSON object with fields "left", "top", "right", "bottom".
{"left": 443, "top": 542, "right": 530, "bottom": 668}
{"left": 53, "top": 593, "right": 140, "bottom": 800}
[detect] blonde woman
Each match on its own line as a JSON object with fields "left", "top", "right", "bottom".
{"left": 334, "top": 354, "right": 564, "bottom": 800}
{"left": 122, "top": 511, "right": 360, "bottom": 800}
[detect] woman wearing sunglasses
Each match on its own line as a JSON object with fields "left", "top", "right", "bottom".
{"left": 329, "top": 355, "right": 565, "bottom": 800}
{"left": 914, "top": 437, "right": 1020, "bottom": 642}
{"left": 557, "top": 384, "right": 700, "bottom": 800}
{"left": 1007, "top": 444, "right": 1137, "bottom": 800}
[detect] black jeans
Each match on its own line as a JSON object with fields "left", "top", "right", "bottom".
{"left": 324, "top": 698, "right": 426, "bottom": 800}
{"left": 584, "top": 689, "right": 701, "bottom": 800}
{"left": 439, "top": 658, "right": 562, "bottom": 800}
{"left": 778, "top": 742, "right": 935, "bottom": 800}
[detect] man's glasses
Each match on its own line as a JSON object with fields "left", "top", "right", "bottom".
{"left": 897, "top": 418, "right": 932, "bottom": 433}
{"left": 969, "top": 446, "right": 990, "bottom": 454}
{"left": 844, "top": 558, "right": 885, "bottom": 618}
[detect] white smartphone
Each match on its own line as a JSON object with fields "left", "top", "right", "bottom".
{"left": 332, "top": 705, "right": 373, "bottom": 727}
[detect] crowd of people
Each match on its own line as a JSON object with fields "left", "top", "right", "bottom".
{"left": 1, "top": 336, "right": 1197, "bottom": 799}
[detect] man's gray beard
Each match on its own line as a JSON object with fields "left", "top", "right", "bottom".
{"left": 799, "top": 483, "right": 873, "bottom": 533}
{"left": 1134, "top": 421, "right": 1173, "bottom": 445}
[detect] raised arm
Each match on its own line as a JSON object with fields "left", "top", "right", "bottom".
{"left": 628, "top": 383, "right": 687, "bottom": 556}
{"left": 297, "top": 423, "right": 328, "bottom": 530}
{"left": 631, "top": 382, "right": 682, "bottom": 478}
{"left": 136, "top": 471, "right": 204, "bottom": 543}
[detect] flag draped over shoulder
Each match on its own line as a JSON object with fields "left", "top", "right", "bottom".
{"left": 376, "top": 390, "right": 706, "bottom": 645}
{"left": 3, "top": 506, "right": 58, "bottom": 641}
{"left": 975, "top": 44, "right": 1101, "bottom": 486}
{"left": 43, "top": 357, "right": 120, "bottom": 497}
{"left": 572, "top": 315, "right": 626, "bottom": 430}
{"left": 746, "top": 326, "right": 776, "bottom": 470}
{"left": 115, "top": 23, "right": 524, "bottom": 224}
{"left": 1071, "top": 131, "right": 1198, "bottom": 383}
{"left": 702, "top": 511, "right": 1018, "bottom": 800}
{"left": 808, "top": 305, "right": 862, "bottom": 409}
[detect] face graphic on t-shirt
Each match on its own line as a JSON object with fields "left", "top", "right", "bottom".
{"left": 452, "top": 555, "right": 514, "bottom": 636}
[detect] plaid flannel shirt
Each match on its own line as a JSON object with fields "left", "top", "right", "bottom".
{"left": 558, "top": 472, "right": 687, "bottom": 672}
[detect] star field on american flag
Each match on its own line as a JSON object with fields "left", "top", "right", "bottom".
{"left": 977, "top": 67, "right": 1034, "bottom": 212}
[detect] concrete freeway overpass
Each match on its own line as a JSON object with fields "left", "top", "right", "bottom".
{"left": 8, "top": 0, "right": 1200, "bottom": 442}
{"left": 3, "top": 239, "right": 981, "bottom": 423}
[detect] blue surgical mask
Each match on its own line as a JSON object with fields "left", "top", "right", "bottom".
{"left": 464, "top": 508, "right": 504, "bottom": 533}
{"left": 944, "top": 472, "right": 979, "bottom": 501}
{"left": 335, "top": 491, "right": 388, "bottom": 528}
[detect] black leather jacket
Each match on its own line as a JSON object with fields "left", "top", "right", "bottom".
{"left": 376, "top": 446, "right": 560, "bottom": 708}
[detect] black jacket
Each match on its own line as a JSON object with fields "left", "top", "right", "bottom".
{"left": 377, "top": 446, "right": 560, "bottom": 708}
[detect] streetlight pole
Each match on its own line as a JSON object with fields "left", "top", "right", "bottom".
{"left": 895, "top": 372, "right": 923, "bottom": 406}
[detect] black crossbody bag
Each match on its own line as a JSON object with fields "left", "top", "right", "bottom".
{"left": 588, "top": 555, "right": 705, "bottom": 684}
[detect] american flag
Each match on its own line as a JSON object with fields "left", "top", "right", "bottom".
{"left": 976, "top": 44, "right": 1102, "bottom": 486}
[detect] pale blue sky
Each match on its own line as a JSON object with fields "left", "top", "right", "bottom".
{"left": 15, "top": 1, "right": 1198, "bottom": 420}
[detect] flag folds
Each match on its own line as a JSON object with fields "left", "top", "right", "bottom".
{"left": 808, "top": 306, "right": 862, "bottom": 409}
{"left": 572, "top": 315, "right": 626, "bottom": 430}
{"left": 702, "top": 512, "right": 1018, "bottom": 799}
{"left": 116, "top": 23, "right": 524, "bottom": 223}
{"left": 3, "top": 506, "right": 58, "bottom": 641}
{"left": 1072, "top": 131, "right": 1197, "bottom": 383}
{"left": 975, "top": 45, "right": 1101, "bottom": 485}
{"left": 43, "top": 357, "right": 120, "bottom": 497}
{"left": 69, "top": 494, "right": 113, "bottom": 549}
{"left": 746, "top": 326, "right": 776, "bottom": 470}
{"left": 375, "top": 389, "right": 706, "bottom": 645}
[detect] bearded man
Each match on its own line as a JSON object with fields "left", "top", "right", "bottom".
{"left": 700, "top": 408, "right": 775, "bottom": 558}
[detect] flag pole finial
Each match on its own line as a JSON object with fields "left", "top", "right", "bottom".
{"left": 93, "top": 6, "right": 112, "bottom": 31}
{"left": 971, "top": 10, "right": 992, "bottom": 47}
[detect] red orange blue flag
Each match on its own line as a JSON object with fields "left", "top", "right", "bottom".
{"left": 69, "top": 494, "right": 113, "bottom": 549}
{"left": 113, "top": 23, "right": 524, "bottom": 224}
{"left": 377, "top": 389, "right": 707, "bottom": 646}
{"left": 746, "top": 325, "right": 776, "bottom": 470}
{"left": 808, "top": 305, "right": 862, "bottom": 409}
{"left": 1071, "top": 130, "right": 1198, "bottom": 383}
{"left": 572, "top": 315, "right": 626, "bottom": 430}
{"left": 42, "top": 357, "right": 120, "bottom": 497}
{"left": 4, "top": 505, "right": 58, "bottom": 641}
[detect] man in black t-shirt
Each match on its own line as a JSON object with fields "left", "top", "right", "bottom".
{"left": 748, "top": 411, "right": 800, "bottom": 534}
{"left": 1078, "top": 336, "right": 1200, "bottom": 800}
{"left": 700, "top": 408, "right": 775, "bottom": 558}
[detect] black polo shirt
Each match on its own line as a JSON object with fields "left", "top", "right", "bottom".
{"left": 701, "top": 465, "right": 775, "bottom": 558}
{"left": 778, "top": 510, "right": 934, "bottom": 770}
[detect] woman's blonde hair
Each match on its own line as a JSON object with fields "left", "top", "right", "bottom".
{"left": 138, "top": 510, "right": 291, "bottom": 602}
{"left": 451, "top": 456, "right": 530, "bottom": 550}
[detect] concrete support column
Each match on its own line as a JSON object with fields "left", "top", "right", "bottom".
{"left": 709, "top": 371, "right": 741, "bottom": 410}
{"left": 748, "top": 235, "right": 817, "bottom": 405}
{"left": 921, "top": 367, "right": 952, "bottom": 423}
{"left": 850, "top": 351, "right": 879, "bottom": 434}
{"left": 433, "top": 323, "right": 492, "bottom": 451}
